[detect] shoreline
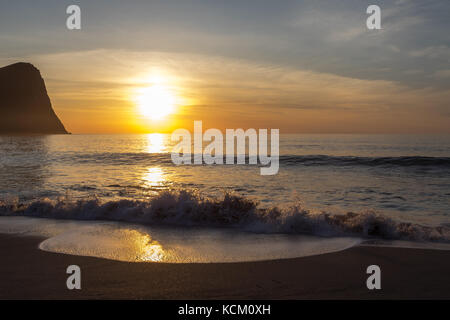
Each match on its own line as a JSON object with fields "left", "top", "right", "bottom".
{"left": 1, "top": 234, "right": 449, "bottom": 299}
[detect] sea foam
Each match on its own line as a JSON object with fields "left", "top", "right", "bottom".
{"left": 0, "top": 189, "right": 449, "bottom": 242}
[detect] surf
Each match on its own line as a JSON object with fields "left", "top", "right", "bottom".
{"left": 1, "top": 189, "right": 449, "bottom": 243}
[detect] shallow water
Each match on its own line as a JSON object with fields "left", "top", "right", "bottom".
{"left": 0, "top": 216, "right": 362, "bottom": 262}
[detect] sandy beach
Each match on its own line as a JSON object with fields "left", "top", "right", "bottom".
{"left": 1, "top": 234, "right": 449, "bottom": 299}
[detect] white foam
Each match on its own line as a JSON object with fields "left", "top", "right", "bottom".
{"left": 1, "top": 191, "right": 449, "bottom": 242}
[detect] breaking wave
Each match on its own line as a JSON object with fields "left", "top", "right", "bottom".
{"left": 280, "top": 155, "right": 450, "bottom": 168}
{"left": 0, "top": 190, "right": 449, "bottom": 242}
{"left": 52, "top": 153, "right": 450, "bottom": 168}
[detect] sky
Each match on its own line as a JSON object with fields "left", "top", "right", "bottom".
{"left": 0, "top": 0, "right": 449, "bottom": 133}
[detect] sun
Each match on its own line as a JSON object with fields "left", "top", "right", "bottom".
{"left": 137, "top": 84, "right": 176, "bottom": 120}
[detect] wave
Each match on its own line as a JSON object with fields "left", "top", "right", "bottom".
{"left": 1, "top": 190, "right": 448, "bottom": 242}
{"left": 49, "top": 152, "right": 450, "bottom": 169}
{"left": 280, "top": 155, "right": 450, "bottom": 168}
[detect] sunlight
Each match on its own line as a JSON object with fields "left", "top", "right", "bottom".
{"left": 137, "top": 234, "right": 164, "bottom": 262}
{"left": 137, "top": 84, "right": 175, "bottom": 120}
{"left": 142, "top": 167, "right": 165, "bottom": 188}
{"left": 146, "top": 133, "right": 165, "bottom": 153}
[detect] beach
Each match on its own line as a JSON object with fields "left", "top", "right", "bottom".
{"left": 1, "top": 234, "right": 449, "bottom": 299}
{"left": 1, "top": 0, "right": 450, "bottom": 304}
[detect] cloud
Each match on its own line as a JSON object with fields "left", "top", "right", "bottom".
{"left": 1, "top": 0, "right": 449, "bottom": 91}
{"left": 24, "top": 49, "right": 450, "bottom": 116}
{"left": 1, "top": 0, "right": 449, "bottom": 132}
{"left": 434, "top": 69, "right": 450, "bottom": 78}
{"left": 410, "top": 46, "right": 450, "bottom": 59}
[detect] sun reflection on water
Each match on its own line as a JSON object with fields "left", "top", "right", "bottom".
{"left": 137, "top": 234, "right": 164, "bottom": 262}
{"left": 146, "top": 133, "right": 165, "bottom": 153}
{"left": 142, "top": 167, "right": 165, "bottom": 188}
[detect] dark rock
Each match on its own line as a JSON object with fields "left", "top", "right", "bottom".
{"left": 0, "top": 62, "right": 68, "bottom": 134}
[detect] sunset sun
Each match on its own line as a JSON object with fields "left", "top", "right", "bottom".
{"left": 137, "top": 84, "right": 175, "bottom": 120}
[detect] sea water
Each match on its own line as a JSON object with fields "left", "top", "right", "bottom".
{"left": 0, "top": 134, "right": 449, "bottom": 262}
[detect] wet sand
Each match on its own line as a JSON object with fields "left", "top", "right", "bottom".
{"left": 0, "top": 234, "right": 449, "bottom": 299}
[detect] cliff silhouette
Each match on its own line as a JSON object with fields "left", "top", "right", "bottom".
{"left": 0, "top": 62, "right": 68, "bottom": 134}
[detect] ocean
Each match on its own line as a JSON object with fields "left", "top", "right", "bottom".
{"left": 0, "top": 133, "right": 449, "bottom": 262}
